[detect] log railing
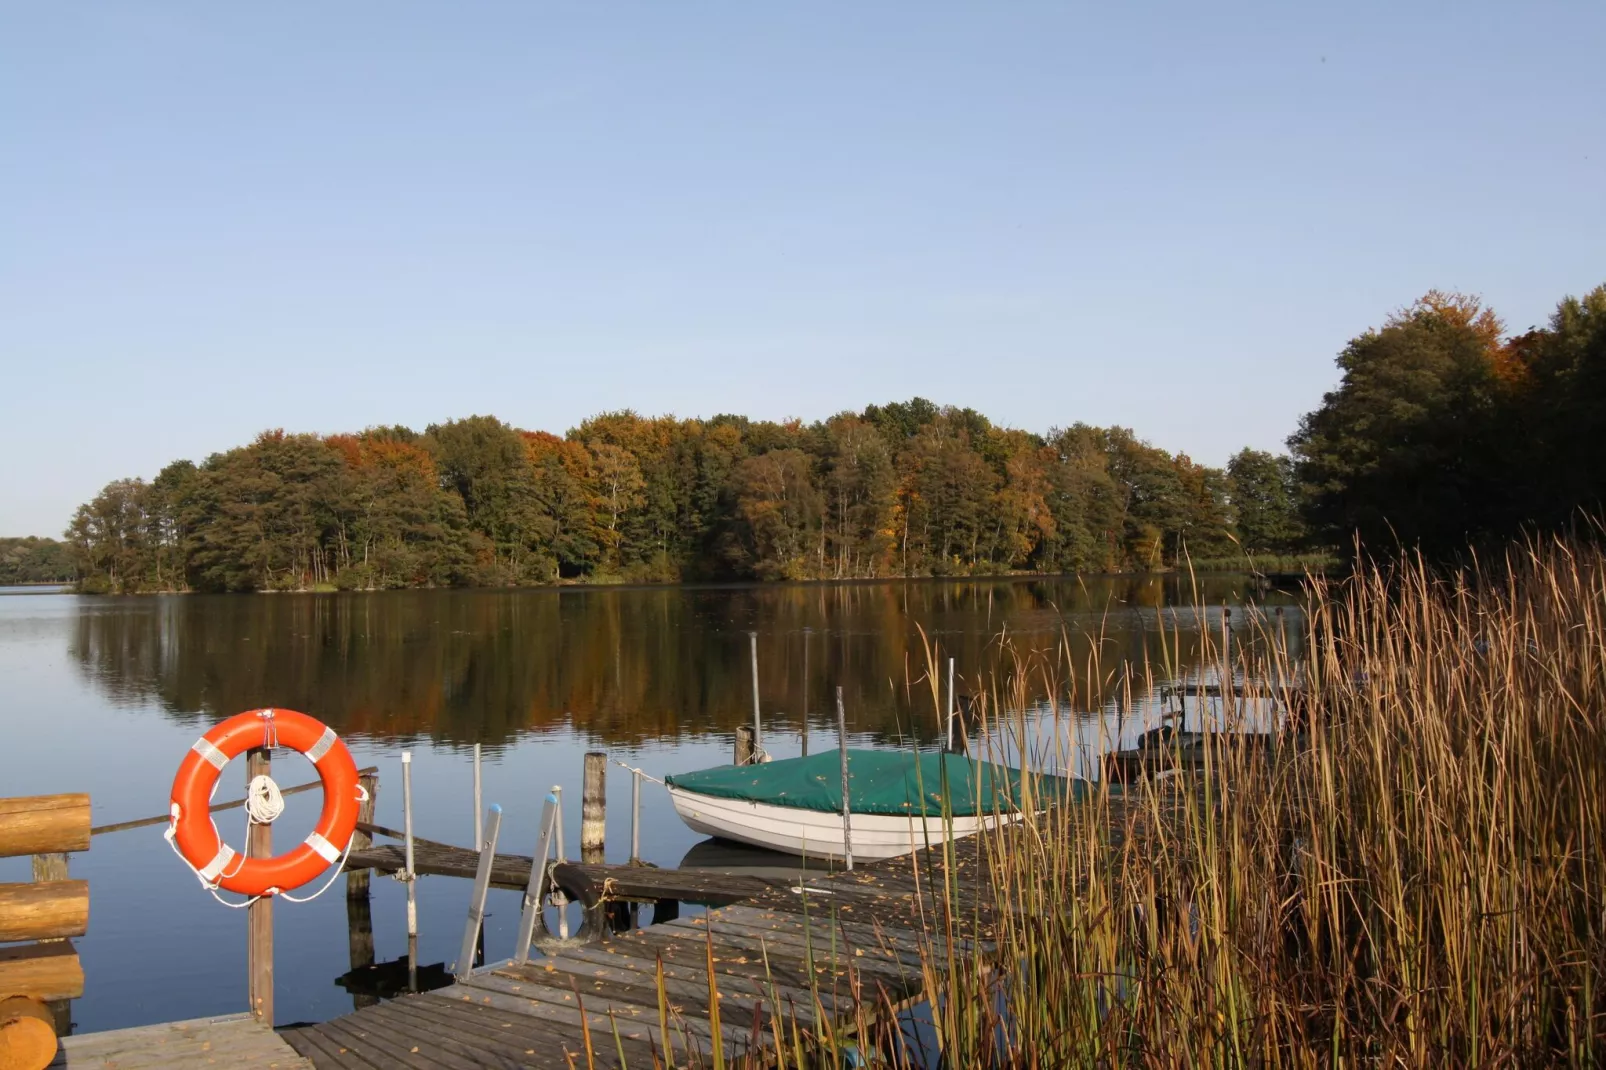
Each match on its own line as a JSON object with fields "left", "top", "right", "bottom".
{"left": 0, "top": 793, "right": 90, "bottom": 1070}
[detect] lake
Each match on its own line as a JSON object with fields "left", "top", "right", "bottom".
{"left": 0, "top": 576, "right": 1298, "bottom": 1032}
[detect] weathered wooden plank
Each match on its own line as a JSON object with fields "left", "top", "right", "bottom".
{"left": 0, "top": 881, "right": 89, "bottom": 942}
{"left": 377, "top": 994, "right": 653, "bottom": 1070}
{"left": 546, "top": 943, "right": 840, "bottom": 1019}
{"left": 0, "top": 796, "right": 89, "bottom": 860}
{"left": 50, "top": 1013, "right": 311, "bottom": 1069}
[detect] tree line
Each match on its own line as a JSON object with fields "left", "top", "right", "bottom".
{"left": 54, "top": 279, "right": 1604, "bottom": 592}
{"left": 0, "top": 537, "right": 75, "bottom": 586}
{"left": 60, "top": 404, "right": 1305, "bottom": 593}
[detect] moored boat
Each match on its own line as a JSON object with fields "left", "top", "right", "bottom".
{"left": 665, "top": 749, "right": 1082, "bottom": 861}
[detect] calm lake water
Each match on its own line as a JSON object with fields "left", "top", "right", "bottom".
{"left": 0, "top": 577, "right": 1298, "bottom": 1032}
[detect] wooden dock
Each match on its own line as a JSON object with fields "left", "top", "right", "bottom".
{"left": 49, "top": 1012, "right": 311, "bottom": 1068}
{"left": 285, "top": 835, "right": 996, "bottom": 1068}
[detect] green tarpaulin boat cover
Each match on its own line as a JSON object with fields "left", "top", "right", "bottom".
{"left": 665, "top": 749, "right": 1083, "bottom": 817}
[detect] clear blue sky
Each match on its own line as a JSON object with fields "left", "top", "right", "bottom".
{"left": 2, "top": 3, "right": 1601, "bottom": 537}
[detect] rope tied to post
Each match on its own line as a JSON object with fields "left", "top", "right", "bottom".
{"left": 607, "top": 758, "right": 667, "bottom": 785}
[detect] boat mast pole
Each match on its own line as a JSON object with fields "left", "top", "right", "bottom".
{"left": 749, "top": 631, "right": 762, "bottom": 761}
{"left": 837, "top": 686, "right": 853, "bottom": 870}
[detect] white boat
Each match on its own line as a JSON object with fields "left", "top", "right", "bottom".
{"left": 667, "top": 783, "right": 1011, "bottom": 861}
{"left": 665, "top": 748, "right": 1079, "bottom": 862}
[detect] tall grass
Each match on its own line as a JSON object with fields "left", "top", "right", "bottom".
{"left": 649, "top": 535, "right": 1605, "bottom": 1067}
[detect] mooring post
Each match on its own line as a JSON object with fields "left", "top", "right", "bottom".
{"left": 801, "top": 626, "right": 811, "bottom": 756}
{"left": 581, "top": 752, "right": 606, "bottom": 863}
{"left": 837, "top": 686, "right": 853, "bottom": 871}
{"left": 473, "top": 743, "right": 483, "bottom": 847}
{"left": 749, "top": 630, "right": 762, "bottom": 758}
{"left": 455, "top": 804, "right": 502, "bottom": 981}
{"left": 246, "top": 747, "right": 273, "bottom": 1023}
{"left": 402, "top": 749, "right": 418, "bottom": 993}
{"left": 347, "top": 770, "right": 378, "bottom": 900}
{"left": 734, "top": 725, "right": 755, "bottom": 766}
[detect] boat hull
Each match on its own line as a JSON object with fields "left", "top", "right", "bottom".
{"left": 667, "top": 784, "right": 1013, "bottom": 861}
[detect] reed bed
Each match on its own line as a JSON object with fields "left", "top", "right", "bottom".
{"left": 635, "top": 536, "right": 1605, "bottom": 1068}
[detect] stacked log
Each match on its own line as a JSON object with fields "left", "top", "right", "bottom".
{"left": 0, "top": 794, "right": 90, "bottom": 1070}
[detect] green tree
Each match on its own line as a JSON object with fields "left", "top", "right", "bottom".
{"left": 1291, "top": 292, "right": 1508, "bottom": 556}
{"left": 1227, "top": 448, "right": 1302, "bottom": 554}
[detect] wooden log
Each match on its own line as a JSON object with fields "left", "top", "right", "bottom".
{"left": 246, "top": 749, "right": 273, "bottom": 1023}
{"left": 0, "top": 995, "right": 56, "bottom": 1070}
{"left": 734, "top": 725, "right": 755, "bottom": 766}
{"left": 347, "top": 772, "right": 378, "bottom": 900}
{"left": 0, "top": 943, "right": 82, "bottom": 1002}
{"left": 0, "top": 797, "right": 89, "bottom": 860}
{"left": 0, "top": 883, "right": 88, "bottom": 943}
{"left": 580, "top": 752, "right": 606, "bottom": 864}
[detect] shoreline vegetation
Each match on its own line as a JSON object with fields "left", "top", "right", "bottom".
{"left": 19, "top": 280, "right": 1606, "bottom": 594}
{"left": 687, "top": 531, "right": 1603, "bottom": 1067}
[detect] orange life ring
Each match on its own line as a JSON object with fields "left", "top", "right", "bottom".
{"left": 169, "top": 708, "right": 362, "bottom": 897}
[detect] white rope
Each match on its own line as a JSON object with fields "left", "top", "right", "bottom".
{"left": 607, "top": 758, "right": 666, "bottom": 786}
{"left": 244, "top": 774, "right": 285, "bottom": 825}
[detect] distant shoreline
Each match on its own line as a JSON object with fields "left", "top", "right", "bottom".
{"left": 58, "top": 564, "right": 1328, "bottom": 598}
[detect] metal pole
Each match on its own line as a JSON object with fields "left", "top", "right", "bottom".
{"left": 455, "top": 804, "right": 502, "bottom": 981}
{"left": 801, "top": 627, "right": 811, "bottom": 756}
{"left": 552, "top": 785, "right": 568, "bottom": 938}
{"left": 946, "top": 656, "right": 956, "bottom": 752}
{"left": 837, "top": 686, "right": 853, "bottom": 871}
{"left": 749, "top": 630, "right": 762, "bottom": 757}
{"left": 473, "top": 743, "right": 482, "bottom": 847}
{"left": 630, "top": 769, "right": 641, "bottom": 864}
{"left": 514, "top": 791, "right": 560, "bottom": 965}
{"left": 401, "top": 749, "right": 417, "bottom": 993}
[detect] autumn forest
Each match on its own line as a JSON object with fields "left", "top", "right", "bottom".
{"left": 47, "top": 282, "right": 1606, "bottom": 593}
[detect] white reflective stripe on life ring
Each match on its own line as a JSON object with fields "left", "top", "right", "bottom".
{"left": 191, "top": 737, "right": 228, "bottom": 770}
{"left": 199, "top": 843, "right": 237, "bottom": 882}
{"left": 304, "top": 831, "right": 341, "bottom": 864}
{"left": 304, "top": 726, "right": 338, "bottom": 765}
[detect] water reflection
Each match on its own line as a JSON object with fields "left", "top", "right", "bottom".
{"left": 66, "top": 577, "right": 1299, "bottom": 747}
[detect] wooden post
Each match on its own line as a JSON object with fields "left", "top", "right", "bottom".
{"left": 734, "top": 725, "right": 755, "bottom": 767}
{"left": 472, "top": 744, "right": 483, "bottom": 848}
{"left": 28, "top": 853, "right": 72, "bottom": 1037}
{"left": 455, "top": 805, "right": 502, "bottom": 981}
{"left": 749, "top": 631, "right": 762, "bottom": 758}
{"left": 801, "top": 627, "right": 811, "bottom": 757}
{"left": 837, "top": 687, "right": 853, "bottom": 871}
{"left": 345, "top": 888, "right": 376, "bottom": 1010}
{"left": 401, "top": 750, "right": 417, "bottom": 993}
{"left": 580, "top": 753, "right": 606, "bottom": 864}
{"left": 347, "top": 771, "right": 378, "bottom": 900}
{"left": 246, "top": 748, "right": 273, "bottom": 1024}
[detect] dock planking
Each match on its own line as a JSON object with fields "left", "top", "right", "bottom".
{"left": 286, "top": 833, "right": 1002, "bottom": 1068}
{"left": 50, "top": 1012, "right": 312, "bottom": 1069}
